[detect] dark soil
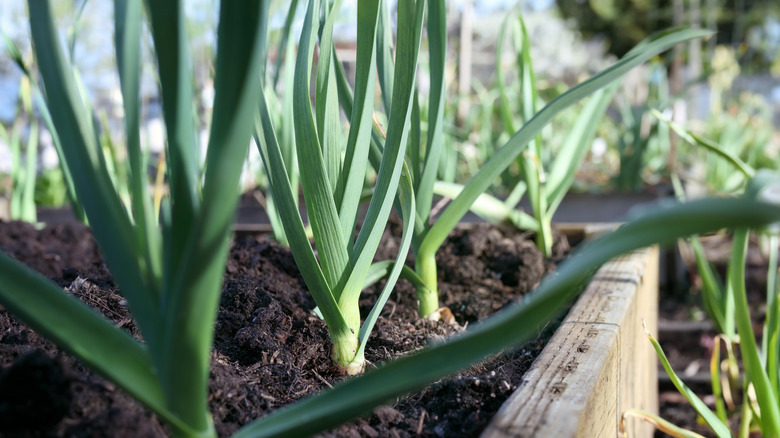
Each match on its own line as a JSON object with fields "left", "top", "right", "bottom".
{"left": 0, "top": 220, "right": 568, "bottom": 437}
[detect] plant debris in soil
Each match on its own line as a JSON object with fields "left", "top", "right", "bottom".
{"left": 0, "top": 220, "right": 569, "bottom": 437}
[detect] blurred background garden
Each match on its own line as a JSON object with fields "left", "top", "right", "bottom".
{"left": 1, "top": 0, "right": 779, "bottom": 224}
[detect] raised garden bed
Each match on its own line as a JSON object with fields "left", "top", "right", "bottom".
{"left": 0, "top": 219, "right": 660, "bottom": 437}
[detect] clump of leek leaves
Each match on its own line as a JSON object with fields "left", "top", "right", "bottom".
{"left": 397, "top": 23, "right": 718, "bottom": 317}
{"left": 0, "top": 0, "right": 267, "bottom": 436}
{"left": 255, "top": 0, "right": 419, "bottom": 374}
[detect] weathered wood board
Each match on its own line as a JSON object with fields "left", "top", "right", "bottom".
{"left": 483, "top": 239, "right": 659, "bottom": 438}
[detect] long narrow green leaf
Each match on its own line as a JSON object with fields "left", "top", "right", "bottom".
{"left": 651, "top": 108, "right": 755, "bottom": 179}
{"left": 157, "top": 2, "right": 269, "bottom": 432}
{"left": 271, "top": 0, "right": 300, "bottom": 88}
{"left": 144, "top": 2, "right": 199, "bottom": 208}
{"left": 0, "top": 253, "right": 187, "bottom": 432}
{"left": 293, "top": 0, "right": 349, "bottom": 290}
{"left": 364, "top": 260, "right": 428, "bottom": 292}
{"left": 545, "top": 84, "right": 619, "bottom": 213}
{"left": 495, "top": 14, "right": 517, "bottom": 135}
{"left": 415, "top": 0, "right": 446, "bottom": 225}
{"left": 115, "top": 0, "right": 162, "bottom": 289}
{"left": 357, "top": 168, "right": 416, "bottom": 357}
{"left": 315, "top": 0, "right": 344, "bottom": 195}
{"left": 343, "top": 0, "right": 425, "bottom": 322}
{"left": 334, "top": 0, "right": 381, "bottom": 245}
{"left": 33, "top": 87, "right": 85, "bottom": 221}
{"left": 265, "top": 31, "right": 301, "bottom": 246}
{"left": 3, "top": 31, "right": 29, "bottom": 76}
{"left": 376, "top": 0, "right": 394, "bottom": 114}
{"left": 235, "top": 197, "right": 780, "bottom": 438}
{"left": 256, "top": 84, "right": 350, "bottom": 338}
{"left": 647, "top": 319, "right": 733, "bottom": 437}
{"left": 764, "top": 233, "right": 780, "bottom": 397}
{"left": 145, "top": 2, "right": 202, "bottom": 327}
{"left": 21, "top": 115, "right": 38, "bottom": 222}
{"left": 28, "top": 0, "right": 161, "bottom": 344}
{"left": 622, "top": 409, "right": 709, "bottom": 438}
{"left": 731, "top": 228, "right": 780, "bottom": 436}
{"left": 710, "top": 336, "right": 731, "bottom": 424}
{"left": 8, "top": 123, "right": 22, "bottom": 220}
{"left": 513, "top": 16, "right": 552, "bottom": 255}
{"left": 418, "top": 28, "right": 713, "bottom": 263}
{"left": 433, "top": 181, "right": 539, "bottom": 231}
{"left": 691, "top": 236, "right": 729, "bottom": 334}
{"left": 672, "top": 174, "right": 729, "bottom": 335}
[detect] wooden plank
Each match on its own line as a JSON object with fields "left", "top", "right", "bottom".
{"left": 483, "top": 246, "right": 659, "bottom": 438}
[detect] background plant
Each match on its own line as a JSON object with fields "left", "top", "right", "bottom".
{"left": 0, "top": 1, "right": 267, "bottom": 436}
{"left": 403, "top": 26, "right": 713, "bottom": 318}
{"left": 624, "top": 112, "right": 780, "bottom": 436}
{"left": 626, "top": 173, "right": 780, "bottom": 437}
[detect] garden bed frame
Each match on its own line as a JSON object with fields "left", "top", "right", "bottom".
{"left": 483, "top": 224, "right": 659, "bottom": 438}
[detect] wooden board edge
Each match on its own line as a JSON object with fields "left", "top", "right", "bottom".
{"left": 482, "top": 244, "right": 659, "bottom": 438}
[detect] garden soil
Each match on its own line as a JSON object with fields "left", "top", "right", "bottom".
{"left": 0, "top": 220, "right": 569, "bottom": 437}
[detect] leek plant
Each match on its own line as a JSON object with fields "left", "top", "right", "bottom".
{"left": 255, "top": 0, "right": 419, "bottom": 374}
{"left": 404, "top": 24, "right": 714, "bottom": 317}
{"left": 0, "top": 0, "right": 267, "bottom": 436}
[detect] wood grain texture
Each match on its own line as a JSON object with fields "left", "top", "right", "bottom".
{"left": 483, "top": 244, "right": 659, "bottom": 438}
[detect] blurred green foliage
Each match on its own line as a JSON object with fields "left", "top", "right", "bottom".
{"left": 556, "top": 0, "right": 780, "bottom": 71}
